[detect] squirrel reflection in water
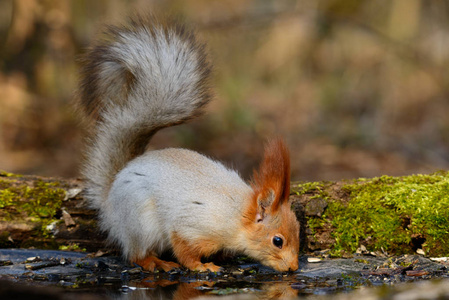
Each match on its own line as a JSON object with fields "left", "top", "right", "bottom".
{"left": 109, "top": 280, "right": 298, "bottom": 300}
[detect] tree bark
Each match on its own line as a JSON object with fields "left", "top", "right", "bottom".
{"left": 0, "top": 172, "right": 108, "bottom": 252}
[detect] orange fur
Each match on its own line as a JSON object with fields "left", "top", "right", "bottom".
{"left": 171, "top": 232, "right": 222, "bottom": 272}
{"left": 132, "top": 255, "right": 180, "bottom": 272}
{"left": 244, "top": 138, "right": 291, "bottom": 225}
{"left": 264, "top": 282, "right": 299, "bottom": 299}
{"left": 241, "top": 202, "right": 299, "bottom": 271}
{"left": 240, "top": 138, "right": 299, "bottom": 272}
{"left": 252, "top": 139, "right": 290, "bottom": 211}
{"left": 173, "top": 282, "right": 214, "bottom": 300}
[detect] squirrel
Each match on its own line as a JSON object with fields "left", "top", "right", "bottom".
{"left": 76, "top": 14, "right": 299, "bottom": 273}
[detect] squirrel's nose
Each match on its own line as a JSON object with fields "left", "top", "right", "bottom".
{"left": 289, "top": 259, "right": 299, "bottom": 271}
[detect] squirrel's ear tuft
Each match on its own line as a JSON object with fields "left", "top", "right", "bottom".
{"left": 251, "top": 138, "right": 291, "bottom": 218}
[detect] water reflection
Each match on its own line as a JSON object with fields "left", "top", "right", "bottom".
{"left": 111, "top": 279, "right": 299, "bottom": 300}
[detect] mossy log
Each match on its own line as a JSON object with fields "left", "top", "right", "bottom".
{"left": 1, "top": 170, "right": 448, "bottom": 257}
{"left": 0, "top": 171, "right": 106, "bottom": 252}
{"left": 292, "top": 171, "right": 449, "bottom": 257}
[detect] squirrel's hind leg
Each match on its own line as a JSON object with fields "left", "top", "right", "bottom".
{"left": 132, "top": 254, "right": 180, "bottom": 272}
{"left": 171, "top": 232, "right": 222, "bottom": 272}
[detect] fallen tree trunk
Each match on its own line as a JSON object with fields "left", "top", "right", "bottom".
{"left": 1, "top": 170, "right": 448, "bottom": 257}
{"left": 291, "top": 171, "right": 449, "bottom": 257}
{"left": 0, "top": 171, "right": 107, "bottom": 253}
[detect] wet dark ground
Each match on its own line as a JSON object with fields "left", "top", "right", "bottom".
{"left": 1, "top": 249, "right": 448, "bottom": 299}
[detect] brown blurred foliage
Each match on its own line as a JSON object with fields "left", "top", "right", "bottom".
{"left": 1, "top": 0, "right": 449, "bottom": 181}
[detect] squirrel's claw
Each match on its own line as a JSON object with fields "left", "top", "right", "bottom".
{"left": 133, "top": 256, "right": 181, "bottom": 272}
{"left": 191, "top": 262, "right": 222, "bottom": 273}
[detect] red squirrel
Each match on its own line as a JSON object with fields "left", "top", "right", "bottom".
{"left": 77, "top": 14, "right": 299, "bottom": 272}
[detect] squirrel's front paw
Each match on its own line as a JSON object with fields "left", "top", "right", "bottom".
{"left": 191, "top": 262, "right": 222, "bottom": 273}
{"left": 133, "top": 256, "right": 181, "bottom": 272}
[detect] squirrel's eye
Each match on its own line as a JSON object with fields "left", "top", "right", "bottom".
{"left": 272, "top": 236, "right": 283, "bottom": 249}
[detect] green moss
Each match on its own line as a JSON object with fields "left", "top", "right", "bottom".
{"left": 295, "top": 181, "right": 332, "bottom": 199}
{"left": 354, "top": 259, "right": 369, "bottom": 264}
{"left": 308, "top": 217, "right": 326, "bottom": 235}
{"left": 0, "top": 175, "right": 66, "bottom": 238}
{"left": 295, "top": 171, "right": 449, "bottom": 257}
{"left": 338, "top": 172, "right": 449, "bottom": 256}
{"left": 0, "top": 171, "right": 22, "bottom": 178}
{"left": 59, "top": 243, "right": 87, "bottom": 252}
{"left": 0, "top": 189, "right": 15, "bottom": 209}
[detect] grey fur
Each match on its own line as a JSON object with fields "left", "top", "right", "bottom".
{"left": 77, "top": 15, "right": 254, "bottom": 260}
{"left": 78, "top": 15, "right": 212, "bottom": 210}
{"left": 107, "top": 149, "right": 252, "bottom": 259}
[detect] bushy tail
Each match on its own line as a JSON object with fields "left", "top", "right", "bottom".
{"left": 76, "top": 15, "right": 212, "bottom": 209}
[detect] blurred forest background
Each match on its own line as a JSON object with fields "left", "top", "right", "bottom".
{"left": 1, "top": 0, "right": 449, "bottom": 181}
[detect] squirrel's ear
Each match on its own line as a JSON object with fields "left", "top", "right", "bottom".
{"left": 251, "top": 139, "right": 291, "bottom": 220}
